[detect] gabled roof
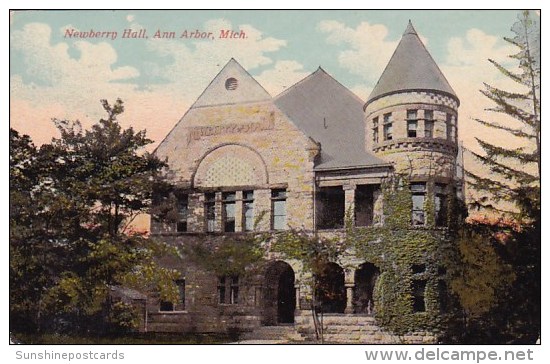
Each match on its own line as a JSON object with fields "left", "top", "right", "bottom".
{"left": 274, "top": 68, "right": 389, "bottom": 170}
{"left": 366, "top": 21, "right": 459, "bottom": 107}
{"left": 191, "top": 58, "right": 271, "bottom": 108}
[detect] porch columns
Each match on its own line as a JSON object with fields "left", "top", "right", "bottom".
{"left": 295, "top": 284, "right": 301, "bottom": 310}
{"left": 344, "top": 268, "right": 356, "bottom": 314}
{"left": 343, "top": 184, "right": 356, "bottom": 225}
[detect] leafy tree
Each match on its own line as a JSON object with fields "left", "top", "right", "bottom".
{"left": 10, "top": 99, "right": 180, "bottom": 334}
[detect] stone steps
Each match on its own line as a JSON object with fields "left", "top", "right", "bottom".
{"left": 295, "top": 314, "right": 437, "bottom": 344}
{"left": 240, "top": 325, "right": 305, "bottom": 342}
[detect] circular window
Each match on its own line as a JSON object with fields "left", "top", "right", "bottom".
{"left": 225, "top": 77, "right": 238, "bottom": 90}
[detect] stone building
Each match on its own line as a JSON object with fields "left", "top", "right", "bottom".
{"left": 148, "top": 22, "right": 461, "bottom": 343}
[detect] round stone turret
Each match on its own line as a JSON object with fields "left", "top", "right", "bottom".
{"left": 364, "top": 21, "right": 459, "bottom": 181}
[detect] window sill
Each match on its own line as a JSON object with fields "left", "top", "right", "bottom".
{"left": 158, "top": 310, "right": 188, "bottom": 314}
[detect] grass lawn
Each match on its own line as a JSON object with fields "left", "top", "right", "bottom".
{"left": 11, "top": 332, "right": 239, "bottom": 345}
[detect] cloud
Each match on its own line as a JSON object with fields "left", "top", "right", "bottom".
{"left": 146, "top": 18, "right": 286, "bottom": 97}
{"left": 10, "top": 20, "right": 291, "bottom": 150}
{"left": 255, "top": 60, "right": 309, "bottom": 96}
{"left": 441, "top": 28, "right": 522, "bottom": 153}
{"left": 318, "top": 20, "right": 404, "bottom": 84}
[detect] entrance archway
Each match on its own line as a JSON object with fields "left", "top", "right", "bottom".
{"left": 263, "top": 261, "right": 296, "bottom": 325}
{"left": 354, "top": 262, "right": 380, "bottom": 314}
{"left": 315, "top": 262, "right": 346, "bottom": 313}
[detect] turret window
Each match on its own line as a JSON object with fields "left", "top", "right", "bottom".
{"left": 424, "top": 110, "right": 434, "bottom": 138}
{"left": 372, "top": 117, "right": 379, "bottom": 143}
{"left": 407, "top": 121, "right": 417, "bottom": 138}
{"left": 434, "top": 184, "right": 448, "bottom": 227}
{"left": 383, "top": 113, "right": 393, "bottom": 141}
{"left": 446, "top": 113, "right": 453, "bottom": 141}
{"left": 411, "top": 182, "right": 426, "bottom": 226}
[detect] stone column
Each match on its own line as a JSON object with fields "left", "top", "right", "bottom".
{"left": 234, "top": 191, "right": 244, "bottom": 232}
{"left": 344, "top": 268, "right": 356, "bottom": 314}
{"left": 254, "top": 188, "right": 272, "bottom": 231}
{"left": 345, "top": 284, "right": 355, "bottom": 314}
{"left": 295, "top": 284, "right": 301, "bottom": 311}
{"left": 343, "top": 184, "right": 356, "bottom": 226}
{"left": 188, "top": 192, "right": 204, "bottom": 232}
{"left": 215, "top": 191, "right": 223, "bottom": 232}
{"left": 373, "top": 188, "right": 384, "bottom": 226}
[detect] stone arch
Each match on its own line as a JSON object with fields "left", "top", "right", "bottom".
{"left": 263, "top": 260, "right": 296, "bottom": 325}
{"left": 193, "top": 143, "right": 268, "bottom": 188}
{"left": 354, "top": 262, "right": 380, "bottom": 314}
{"left": 315, "top": 262, "right": 346, "bottom": 313}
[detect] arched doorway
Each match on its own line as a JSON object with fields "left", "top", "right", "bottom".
{"left": 354, "top": 262, "right": 380, "bottom": 314}
{"left": 315, "top": 262, "right": 346, "bottom": 313}
{"left": 263, "top": 261, "right": 296, "bottom": 325}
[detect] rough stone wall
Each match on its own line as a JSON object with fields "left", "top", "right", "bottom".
{"left": 149, "top": 234, "right": 264, "bottom": 334}
{"left": 364, "top": 91, "right": 458, "bottom": 179}
{"left": 154, "top": 101, "right": 318, "bottom": 232}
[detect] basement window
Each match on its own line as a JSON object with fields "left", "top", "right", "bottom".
{"left": 218, "top": 275, "right": 239, "bottom": 305}
{"left": 159, "top": 279, "right": 186, "bottom": 311}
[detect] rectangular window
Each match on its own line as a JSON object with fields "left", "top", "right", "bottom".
{"left": 176, "top": 194, "right": 188, "bottom": 232}
{"left": 425, "top": 120, "right": 434, "bottom": 138}
{"left": 230, "top": 275, "right": 239, "bottom": 304}
{"left": 243, "top": 190, "right": 254, "bottom": 231}
{"left": 271, "top": 189, "right": 287, "bottom": 230}
{"left": 383, "top": 113, "right": 393, "bottom": 140}
{"left": 316, "top": 186, "right": 345, "bottom": 230}
{"left": 205, "top": 193, "right": 216, "bottom": 232}
{"left": 383, "top": 123, "right": 393, "bottom": 141}
{"left": 446, "top": 113, "right": 453, "bottom": 140}
{"left": 435, "top": 183, "right": 447, "bottom": 227}
{"left": 355, "top": 184, "right": 377, "bottom": 227}
{"left": 412, "top": 279, "right": 427, "bottom": 312}
{"left": 411, "top": 183, "right": 426, "bottom": 226}
{"left": 424, "top": 110, "right": 434, "bottom": 138}
{"left": 218, "top": 276, "right": 226, "bottom": 304}
{"left": 407, "top": 120, "right": 417, "bottom": 138}
{"left": 222, "top": 192, "right": 236, "bottom": 232}
{"left": 160, "top": 279, "right": 185, "bottom": 311}
{"left": 372, "top": 117, "right": 379, "bottom": 143}
{"left": 218, "top": 275, "right": 239, "bottom": 305}
{"left": 407, "top": 109, "right": 417, "bottom": 121}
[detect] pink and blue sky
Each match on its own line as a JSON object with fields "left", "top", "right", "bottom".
{"left": 10, "top": 10, "right": 526, "bottom": 155}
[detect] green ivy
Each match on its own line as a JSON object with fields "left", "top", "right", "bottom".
{"left": 346, "top": 177, "right": 460, "bottom": 336}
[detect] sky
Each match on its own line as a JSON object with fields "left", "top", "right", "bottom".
{"left": 10, "top": 9, "right": 525, "bottom": 154}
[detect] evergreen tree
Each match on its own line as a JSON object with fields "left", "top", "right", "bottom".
{"left": 459, "top": 10, "right": 540, "bottom": 343}
{"left": 466, "top": 10, "right": 540, "bottom": 221}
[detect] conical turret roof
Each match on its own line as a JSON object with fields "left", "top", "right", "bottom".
{"left": 366, "top": 21, "right": 458, "bottom": 107}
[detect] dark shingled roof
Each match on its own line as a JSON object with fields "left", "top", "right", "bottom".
{"left": 274, "top": 68, "right": 390, "bottom": 170}
{"left": 366, "top": 21, "right": 458, "bottom": 107}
